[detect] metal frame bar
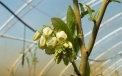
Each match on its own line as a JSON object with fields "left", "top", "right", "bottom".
{"left": 0, "top": 0, "right": 32, "bottom": 31}
{"left": 91, "top": 0, "right": 102, "bottom": 7}
{"left": 103, "top": 58, "right": 122, "bottom": 75}
{"left": 0, "top": 0, "right": 121, "bottom": 75}
{"left": 90, "top": 41, "right": 122, "bottom": 64}
{"left": 0, "top": 1, "right": 36, "bottom": 32}
{"left": 94, "top": 27, "right": 122, "bottom": 46}
{"left": 108, "top": 64, "right": 122, "bottom": 76}
{"left": 8, "top": 43, "right": 35, "bottom": 76}
{"left": 90, "top": 60, "right": 110, "bottom": 76}
{"left": 0, "top": 34, "right": 36, "bottom": 44}
{"left": 5, "top": 1, "right": 43, "bottom": 76}
{"left": 84, "top": 12, "right": 122, "bottom": 37}
{"left": 2, "top": 0, "right": 43, "bottom": 35}
{"left": 38, "top": 59, "right": 54, "bottom": 76}
{"left": 59, "top": 1, "right": 105, "bottom": 75}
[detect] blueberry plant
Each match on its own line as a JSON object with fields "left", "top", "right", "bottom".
{"left": 33, "top": 0, "right": 121, "bottom": 76}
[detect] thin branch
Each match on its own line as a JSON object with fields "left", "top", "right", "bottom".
{"left": 73, "top": 0, "right": 87, "bottom": 76}
{"left": 73, "top": 0, "right": 85, "bottom": 49}
{"left": 71, "top": 61, "right": 81, "bottom": 76}
{"left": 87, "top": 0, "right": 110, "bottom": 54}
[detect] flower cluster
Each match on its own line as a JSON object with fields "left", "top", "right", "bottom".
{"left": 33, "top": 26, "right": 74, "bottom": 65}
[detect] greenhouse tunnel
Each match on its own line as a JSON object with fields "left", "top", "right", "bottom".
{"left": 0, "top": 0, "right": 122, "bottom": 76}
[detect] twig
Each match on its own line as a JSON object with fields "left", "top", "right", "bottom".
{"left": 71, "top": 61, "right": 81, "bottom": 76}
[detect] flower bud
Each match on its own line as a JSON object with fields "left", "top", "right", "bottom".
{"left": 56, "top": 31, "right": 67, "bottom": 42}
{"left": 63, "top": 42, "right": 68, "bottom": 48}
{"left": 46, "top": 36, "right": 57, "bottom": 48}
{"left": 39, "top": 36, "right": 46, "bottom": 47}
{"left": 43, "top": 27, "right": 52, "bottom": 37}
{"left": 45, "top": 48, "right": 55, "bottom": 55}
{"left": 68, "top": 41, "right": 73, "bottom": 49}
{"left": 33, "top": 31, "right": 41, "bottom": 41}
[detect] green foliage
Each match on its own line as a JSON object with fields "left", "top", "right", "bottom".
{"left": 34, "top": 16, "right": 78, "bottom": 65}
{"left": 51, "top": 18, "right": 73, "bottom": 42}
{"left": 93, "top": 11, "right": 99, "bottom": 20}
{"left": 54, "top": 43, "right": 75, "bottom": 65}
{"left": 79, "top": 3, "right": 95, "bottom": 18}
{"left": 74, "top": 36, "right": 80, "bottom": 54}
{"left": 32, "top": 0, "right": 120, "bottom": 75}
{"left": 86, "top": 5, "right": 95, "bottom": 21}
{"left": 79, "top": 3, "right": 86, "bottom": 17}
{"left": 110, "top": 0, "right": 121, "bottom": 3}
{"left": 67, "top": 6, "right": 76, "bottom": 36}
{"left": 85, "top": 61, "right": 90, "bottom": 76}
{"left": 52, "top": 17, "right": 76, "bottom": 61}
{"left": 54, "top": 48, "right": 63, "bottom": 64}
{"left": 63, "top": 55, "right": 69, "bottom": 65}
{"left": 79, "top": 3, "right": 85, "bottom": 13}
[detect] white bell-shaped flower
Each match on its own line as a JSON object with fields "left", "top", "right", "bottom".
{"left": 46, "top": 36, "right": 57, "bottom": 48}
{"left": 43, "top": 27, "right": 52, "bottom": 37}
{"left": 39, "top": 36, "right": 46, "bottom": 47}
{"left": 56, "top": 31, "right": 67, "bottom": 42}
{"left": 33, "top": 31, "right": 41, "bottom": 41}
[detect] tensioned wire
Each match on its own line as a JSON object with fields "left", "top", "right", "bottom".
{"left": 1, "top": 0, "right": 50, "bottom": 36}
{"left": 21, "top": 0, "right": 52, "bottom": 18}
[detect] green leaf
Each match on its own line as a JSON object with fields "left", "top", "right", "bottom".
{"left": 55, "top": 55, "right": 62, "bottom": 64}
{"left": 63, "top": 55, "right": 69, "bottom": 65}
{"left": 94, "top": 11, "right": 99, "bottom": 19}
{"left": 85, "top": 61, "right": 90, "bottom": 76}
{"left": 86, "top": 5, "right": 92, "bottom": 17}
{"left": 67, "top": 6, "right": 76, "bottom": 36}
{"left": 51, "top": 18, "right": 73, "bottom": 42}
{"left": 86, "top": 5, "right": 95, "bottom": 21}
{"left": 79, "top": 3, "right": 85, "bottom": 12}
{"left": 110, "top": 0, "right": 121, "bottom": 3}
{"left": 79, "top": 3, "right": 85, "bottom": 17}
{"left": 79, "top": 3, "right": 95, "bottom": 18}
{"left": 74, "top": 36, "right": 80, "bottom": 54}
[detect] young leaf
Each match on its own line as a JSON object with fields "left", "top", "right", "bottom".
{"left": 67, "top": 6, "right": 76, "bottom": 36}
{"left": 71, "top": 49, "right": 76, "bottom": 62}
{"left": 86, "top": 5, "right": 95, "bottom": 21}
{"left": 79, "top": 3, "right": 85, "bottom": 12}
{"left": 79, "top": 3, "right": 95, "bottom": 18}
{"left": 94, "top": 11, "right": 99, "bottom": 19}
{"left": 51, "top": 18, "right": 73, "bottom": 42}
{"left": 85, "top": 61, "right": 90, "bottom": 76}
{"left": 79, "top": 3, "right": 86, "bottom": 17}
{"left": 63, "top": 55, "right": 69, "bottom": 65}
{"left": 55, "top": 55, "right": 63, "bottom": 64}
